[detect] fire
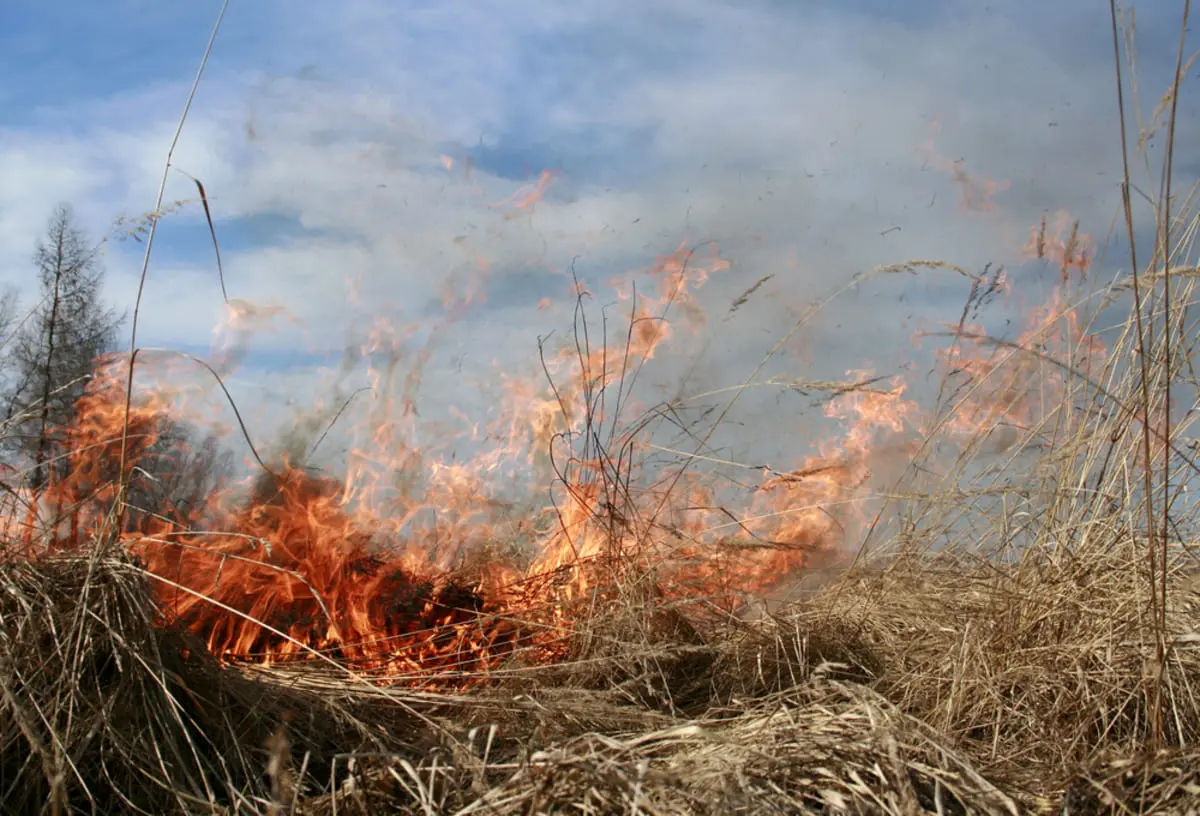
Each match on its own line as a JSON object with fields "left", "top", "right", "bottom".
{"left": 654, "top": 371, "right": 920, "bottom": 600}
{"left": 1022, "top": 210, "right": 1095, "bottom": 283}
{"left": 917, "top": 119, "right": 1012, "bottom": 213}
{"left": 0, "top": 199, "right": 1104, "bottom": 685}
{"left": 492, "top": 169, "right": 558, "bottom": 212}
{"left": 914, "top": 217, "right": 1105, "bottom": 449}
{"left": 140, "top": 464, "right": 517, "bottom": 678}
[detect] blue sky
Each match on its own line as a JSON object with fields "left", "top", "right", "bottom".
{"left": 0, "top": 0, "right": 1195, "bottom": 470}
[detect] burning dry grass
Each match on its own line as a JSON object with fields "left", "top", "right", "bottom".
{"left": 5, "top": 28, "right": 1200, "bottom": 811}
{"left": 4, "top": 261, "right": 1200, "bottom": 813}
{"left": 0, "top": 546, "right": 1031, "bottom": 815}
{"left": 0, "top": 545, "right": 433, "bottom": 815}
{"left": 4, "top": 525, "right": 1200, "bottom": 813}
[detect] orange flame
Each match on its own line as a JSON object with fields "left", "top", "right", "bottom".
{"left": 1, "top": 207, "right": 1109, "bottom": 685}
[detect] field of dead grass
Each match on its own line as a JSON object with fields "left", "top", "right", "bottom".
{"left": 3, "top": 3, "right": 1200, "bottom": 814}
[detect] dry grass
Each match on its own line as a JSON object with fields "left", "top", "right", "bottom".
{"left": 4, "top": 526, "right": 1198, "bottom": 813}
{"left": 4, "top": 4, "right": 1200, "bottom": 814}
{"left": 0, "top": 544, "right": 1032, "bottom": 814}
{"left": 0, "top": 544, "right": 430, "bottom": 815}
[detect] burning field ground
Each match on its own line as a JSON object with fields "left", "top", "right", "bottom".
{"left": 2, "top": 209, "right": 1200, "bottom": 816}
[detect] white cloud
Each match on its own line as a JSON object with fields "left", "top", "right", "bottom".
{"left": 1, "top": 0, "right": 1192, "bottom": 476}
